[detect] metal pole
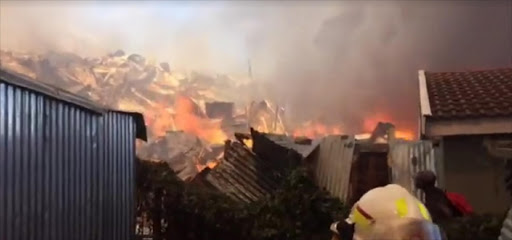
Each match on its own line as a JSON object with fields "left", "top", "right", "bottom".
{"left": 273, "top": 105, "right": 279, "bottom": 132}
{"left": 510, "top": 0, "right": 512, "bottom": 66}
{"left": 248, "top": 58, "right": 253, "bottom": 80}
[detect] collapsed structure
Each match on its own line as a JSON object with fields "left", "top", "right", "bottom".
{"left": 1, "top": 49, "right": 427, "bottom": 207}
{"left": 0, "top": 50, "right": 294, "bottom": 179}
{"left": 190, "top": 124, "right": 434, "bottom": 205}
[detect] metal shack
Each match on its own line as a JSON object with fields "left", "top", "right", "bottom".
{"left": 308, "top": 123, "right": 438, "bottom": 205}
{"left": 0, "top": 69, "right": 147, "bottom": 240}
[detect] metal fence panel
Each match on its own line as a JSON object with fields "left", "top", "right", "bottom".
{"left": 500, "top": 205, "right": 512, "bottom": 240}
{"left": 389, "top": 140, "right": 437, "bottom": 200}
{"left": 0, "top": 81, "right": 137, "bottom": 240}
{"left": 314, "top": 136, "right": 355, "bottom": 202}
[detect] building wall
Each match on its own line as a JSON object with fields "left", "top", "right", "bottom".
{"left": 0, "top": 82, "right": 137, "bottom": 240}
{"left": 443, "top": 136, "right": 510, "bottom": 214}
{"left": 312, "top": 136, "right": 355, "bottom": 202}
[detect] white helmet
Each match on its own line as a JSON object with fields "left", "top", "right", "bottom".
{"left": 332, "top": 184, "right": 443, "bottom": 240}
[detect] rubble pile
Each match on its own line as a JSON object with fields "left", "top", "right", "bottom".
{"left": 0, "top": 49, "right": 289, "bottom": 179}
{"left": 0, "top": 49, "right": 412, "bottom": 181}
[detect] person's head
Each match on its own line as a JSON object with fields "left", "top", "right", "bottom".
{"left": 414, "top": 171, "right": 437, "bottom": 190}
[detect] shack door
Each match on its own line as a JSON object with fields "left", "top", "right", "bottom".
{"left": 349, "top": 152, "right": 391, "bottom": 205}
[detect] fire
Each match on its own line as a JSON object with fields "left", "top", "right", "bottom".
{"left": 293, "top": 122, "right": 342, "bottom": 139}
{"left": 144, "top": 103, "right": 176, "bottom": 138}
{"left": 196, "top": 160, "right": 220, "bottom": 172}
{"left": 395, "top": 130, "right": 415, "bottom": 141}
{"left": 195, "top": 151, "right": 224, "bottom": 172}
{"left": 174, "top": 95, "right": 228, "bottom": 144}
{"left": 363, "top": 112, "right": 415, "bottom": 140}
{"left": 243, "top": 139, "right": 253, "bottom": 148}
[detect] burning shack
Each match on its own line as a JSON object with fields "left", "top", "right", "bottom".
{"left": 419, "top": 68, "right": 512, "bottom": 214}
{"left": 0, "top": 68, "right": 147, "bottom": 240}
{"left": 307, "top": 122, "right": 438, "bottom": 205}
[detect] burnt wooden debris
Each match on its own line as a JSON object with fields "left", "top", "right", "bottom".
{"left": 205, "top": 101, "right": 234, "bottom": 120}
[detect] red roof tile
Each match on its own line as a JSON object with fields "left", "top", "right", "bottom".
{"left": 425, "top": 68, "right": 512, "bottom": 119}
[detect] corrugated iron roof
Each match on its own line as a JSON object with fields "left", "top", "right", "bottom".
{"left": 196, "top": 140, "right": 280, "bottom": 203}
{"left": 262, "top": 133, "right": 322, "bottom": 158}
{"left": 0, "top": 68, "right": 147, "bottom": 140}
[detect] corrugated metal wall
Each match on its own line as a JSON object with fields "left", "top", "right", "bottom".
{"left": 313, "top": 136, "right": 355, "bottom": 202}
{"left": 389, "top": 140, "right": 438, "bottom": 200}
{"left": 499, "top": 205, "right": 512, "bottom": 240}
{"left": 0, "top": 82, "right": 136, "bottom": 240}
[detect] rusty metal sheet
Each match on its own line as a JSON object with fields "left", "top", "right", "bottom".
{"left": 389, "top": 140, "right": 438, "bottom": 200}
{"left": 0, "top": 79, "right": 141, "bottom": 240}
{"left": 313, "top": 136, "right": 355, "bottom": 202}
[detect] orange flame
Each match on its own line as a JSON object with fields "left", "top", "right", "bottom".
{"left": 195, "top": 153, "right": 223, "bottom": 172}
{"left": 293, "top": 122, "right": 342, "bottom": 139}
{"left": 144, "top": 103, "right": 175, "bottom": 138}
{"left": 363, "top": 112, "right": 415, "bottom": 140}
{"left": 196, "top": 160, "right": 219, "bottom": 172}
{"left": 174, "top": 95, "right": 227, "bottom": 144}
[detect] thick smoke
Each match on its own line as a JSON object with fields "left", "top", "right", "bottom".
{"left": 1, "top": 1, "right": 511, "bottom": 134}
{"left": 275, "top": 1, "right": 512, "bottom": 133}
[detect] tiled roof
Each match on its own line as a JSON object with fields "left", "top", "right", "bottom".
{"left": 424, "top": 68, "right": 512, "bottom": 119}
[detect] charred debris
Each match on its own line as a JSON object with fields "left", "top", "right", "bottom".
{"left": 0, "top": 49, "right": 414, "bottom": 204}
{"left": 189, "top": 123, "right": 406, "bottom": 204}
{"left": 0, "top": 49, "right": 288, "bottom": 177}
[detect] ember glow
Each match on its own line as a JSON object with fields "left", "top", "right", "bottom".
{"left": 363, "top": 112, "right": 415, "bottom": 140}
{"left": 174, "top": 95, "right": 228, "bottom": 144}
{"left": 293, "top": 121, "right": 342, "bottom": 139}
{"left": 196, "top": 160, "right": 221, "bottom": 172}
{"left": 144, "top": 103, "right": 176, "bottom": 137}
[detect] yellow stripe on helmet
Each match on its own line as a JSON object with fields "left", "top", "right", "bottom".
{"left": 417, "top": 201, "right": 431, "bottom": 221}
{"left": 395, "top": 198, "right": 409, "bottom": 218}
{"left": 351, "top": 205, "right": 373, "bottom": 228}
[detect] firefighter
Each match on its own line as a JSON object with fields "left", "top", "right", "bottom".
{"left": 330, "top": 184, "right": 443, "bottom": 240}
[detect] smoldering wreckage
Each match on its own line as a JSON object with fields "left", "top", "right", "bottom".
{"left": 1, "top": 49, "right": 506, "bottom": 239}
{"left": 0, "top": 49, "right": 415, "bottom": 180}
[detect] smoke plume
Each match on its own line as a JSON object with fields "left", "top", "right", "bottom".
{"left": 1, "top": 1, "right": 511, "bottom": 134}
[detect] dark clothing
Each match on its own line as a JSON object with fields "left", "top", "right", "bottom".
{"left": 423, "top": 187, "right": 462, "bottom": 223}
